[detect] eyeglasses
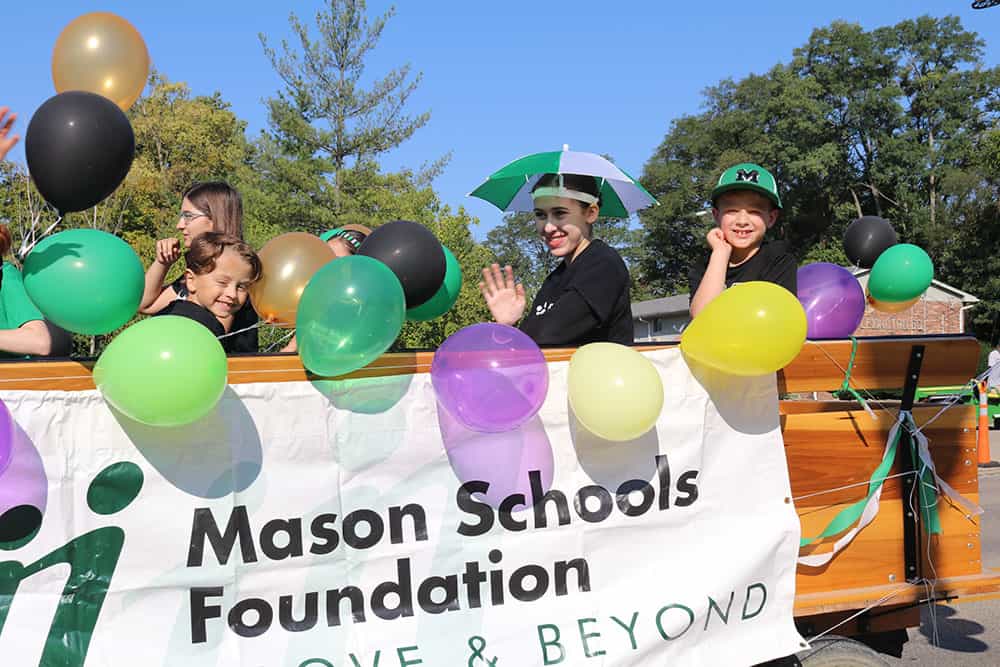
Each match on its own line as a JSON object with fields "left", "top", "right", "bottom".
{"left": 178, "top": 210, "right": 210, "bottom": 223}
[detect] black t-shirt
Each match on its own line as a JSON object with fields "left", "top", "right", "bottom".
{"left": 170, "top": 277, "right": 259, "bottom": 354}
{"left": 519, "top": 239, "right": 634, "bottom": 346}
{"left": 156, "top": 299, "right": 225, "bottom": 338}
{"left": 688, "top": 241, "right": 797, "bottom": 297}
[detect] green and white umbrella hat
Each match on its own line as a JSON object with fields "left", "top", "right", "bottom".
{"left": 469, "top": 147, "right": 657, "bottom": 219}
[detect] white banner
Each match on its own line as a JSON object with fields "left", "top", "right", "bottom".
{"left": 0, "top": 349, "right": 804, "bottom": 666}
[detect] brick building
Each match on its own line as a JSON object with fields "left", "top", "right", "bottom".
{"left": 852, "top": 269, "right": 979, "bottom": 336}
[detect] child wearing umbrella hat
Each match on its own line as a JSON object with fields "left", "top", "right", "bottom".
{"left": 688, "top": 162, "right": 796, "bottom": 318}
{"left": 479, "top": 173, "right": 634, "bottom": 346}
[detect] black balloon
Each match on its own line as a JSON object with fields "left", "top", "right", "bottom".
{"left": 25, "top": 91, "right": 135, "bottom": 214}
{"left": 843, "top": 216, "right": 897, "bottom": 268}
{"left": 358, "top": 220, "right": 446, "bottom": 308}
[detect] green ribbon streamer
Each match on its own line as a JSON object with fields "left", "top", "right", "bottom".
{"left": 799, "top": 412, "right": 944, "bottom": 550}
{"left": 838, "top": 336, "right": 871, "bottom": 412}
{"left": 799, "top": 423, "right": 901, "bottom": 548}
{"left": 906, "top": 412, "right": 942, "bottom": 535}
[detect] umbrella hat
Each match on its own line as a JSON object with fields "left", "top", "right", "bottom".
{"left": 469, "top": 148, "right": 657, "bottom": 219}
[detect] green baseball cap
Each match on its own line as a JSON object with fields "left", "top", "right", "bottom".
{"left": 711, "top": 162, "right": 782, "bottom": 209}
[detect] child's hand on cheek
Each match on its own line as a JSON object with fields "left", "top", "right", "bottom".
{"left": 706, "top": 228, "right": 732, "bottom": 256}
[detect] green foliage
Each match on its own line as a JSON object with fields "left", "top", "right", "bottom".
{"left": 257, "top": 0, "right": 448, "bottom": 231}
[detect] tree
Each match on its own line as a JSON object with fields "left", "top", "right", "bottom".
{"left": 880, "top": 16, "right": 991, "bottom": 231}
{"left": 259, "top": 0, "right": 447, "bottom": 230}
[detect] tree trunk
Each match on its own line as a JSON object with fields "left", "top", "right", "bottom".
{"left": 928, "top": 126, "right": 936, "bottom": 226}
{"left": 849, "top": 187, "right": 863, "bottom": 218}
{"left": 869, "top": 181, "right": 883, "bottom": 217}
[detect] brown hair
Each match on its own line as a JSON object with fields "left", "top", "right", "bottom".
{"left": 182, "top": 182, "right": 244, "bottom": 239}
{"left": 185, "top": 232, "right": 262, "bottom": 282}
{"left": 0, "top": 224, "right": 10, "bottom": 257}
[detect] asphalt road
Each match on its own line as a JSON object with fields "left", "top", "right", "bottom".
{"left": 882, "top": 438, "right": 1000, "bottom": 665}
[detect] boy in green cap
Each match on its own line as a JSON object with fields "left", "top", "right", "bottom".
{"left": 688, "top": 162, "right": 796, "bottom": 317}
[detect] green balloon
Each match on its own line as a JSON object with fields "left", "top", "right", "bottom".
{"left": 868, "top": 243, "right": 934, "bottom": 303}
{"left": 297, "top": 255, "right": 406, "bottom": 377}
{"left": 406, "top": 246, "right": 462, "bottom": 322}
{"left": 23, "top": 228, "right": 143, "bottom": 335}
{"left": 93, "top": 316, "right": 228, "bottom": 427}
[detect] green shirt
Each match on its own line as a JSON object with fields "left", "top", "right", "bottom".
{"left": 0, "top": 262, "right": 44, "bottom": 358}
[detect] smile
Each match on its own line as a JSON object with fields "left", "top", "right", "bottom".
{"left": 546, "top": 233, "right": 567, "bottom": 249}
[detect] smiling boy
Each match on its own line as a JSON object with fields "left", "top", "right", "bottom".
{"left": 688, "top": 163, "right": 797, "bottom": 317}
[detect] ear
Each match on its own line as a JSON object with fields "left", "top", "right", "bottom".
{"left": 584, "top": 203, "right": 599, "bottom": 225}
{"left": 711, "top": 207, "right": 722, "bottom": 225}
{"left": 184, "top": 269, "right": 197, "bottom": 295}
{"left": 765, "top": 208, "right": 780, "bottom": 229}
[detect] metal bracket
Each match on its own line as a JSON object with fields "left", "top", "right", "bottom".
{"left": 898, "top": 345, "right": 925, "bottom": 584}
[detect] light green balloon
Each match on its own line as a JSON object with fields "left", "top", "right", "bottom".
{"left": 297, "top": 255, "right": 405, "bottom": 377}
{"left": 23, "top": 228, "right": 144, "bottom": 335}
{"left": 93, "top": 316, "right": 228, "bottom": 426}
{"left": 406, "top": 246, "right": 462, "bottom": 322}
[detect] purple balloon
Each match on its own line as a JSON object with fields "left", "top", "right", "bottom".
{"left": 438, "top": 404, "right": 554, "bottom": 509}
{"left": 0, "top": 424, "right": 48, "bottom": 550}
{"left": 0, "top": 399, "right": 12, "bottom": 476}
{"left": 797, "top": 263, "right": 866, "bottom": 339}
{"left": 431, "top": 323, "right": 549, "bottom": 433}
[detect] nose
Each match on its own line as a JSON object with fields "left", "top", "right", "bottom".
{"left": 543, "top": 221, "right": 558, "bottom": 234}
{"left": 176, "top": 218, "right": 185, "bottom": 231}
{"left": 224, "top": 284, "right": 239, "bottom": 301}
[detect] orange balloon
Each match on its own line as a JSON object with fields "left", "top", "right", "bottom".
{"left": 52, "top": 13, "right": 150, "bottom": 111}
{"left": 250, "top": 233, "right": 336, "bottom": 328}
{"left": 867, "top": 292, "right": 919, "bottom": 313}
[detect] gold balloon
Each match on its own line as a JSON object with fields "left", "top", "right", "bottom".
{"left": 52, "top": 12, "right": 150, "bottom": 111}
{"left": 568, "top": 342, "right": 664, "bottom": 442}
{"left": 250, "top": 233, "right": 336, "bottom": 328}
{"left": 681, "top": 281, "right": 807, "bottom": 376}
{"left": 867, "top": 292, "right": 919, "bottom": 313}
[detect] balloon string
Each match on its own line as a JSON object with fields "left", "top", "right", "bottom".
{"left": 17, "top": 214, "right": 63, "bottom": 260}
{"left": 216, "top": 320, "right": 264, "bottom": 341}
{"left": 264, "top": 328, "right": 296, "bottom": 352}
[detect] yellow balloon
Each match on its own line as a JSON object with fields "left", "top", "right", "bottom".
{"left": 681, "top": 282, "right": 807, "bottom": 376}
{"left": 568, "top": 343, "right": 664, "bottom": 442}
{"left": 250, "top": 233, "right": 336, "bottom": 327}
{"left": 52, "top": 12, "right": 150, "bottom": 111}
{"left": 867, "top": 292, "right": 919, "bottom": 313}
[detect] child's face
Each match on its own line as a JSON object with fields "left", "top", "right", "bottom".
{"left": 327, "top": 237, "right": 354, "bottom": 258}
{"left": 176, "top": 197, "right": 214, "bottom": 247}
{"left": 185, "top": 248, "right": 256, "bottom": 319}
{"left": 712, "top": 191, "right": 779, "bottom": 251}
{"left": 533, "top": 196, "right": 598, "bottom": 259}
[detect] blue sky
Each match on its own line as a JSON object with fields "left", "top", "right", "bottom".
{"left": 4, "top": 1, "right": 999, "bottom": 239}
